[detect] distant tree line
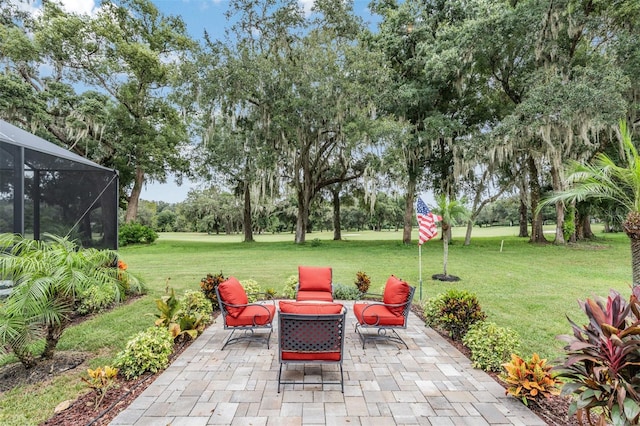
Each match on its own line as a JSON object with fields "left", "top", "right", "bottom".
{"left": 2, "top": 0, "right": 638, "bottom": 245}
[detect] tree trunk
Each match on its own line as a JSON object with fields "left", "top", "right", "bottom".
{"left": 631, "top": 237, "right": 640, "bottom": 287}
{"left": 295, "top": 186, "right": 310, "bottom": 244}
{"left": 42, "top": 321, "right": 66, "bottom": 360}
{"left": 243, "top": 179, "right": 254, "bottom": 242}
{"left": 403, "top": 174, "right": 417, "bottom": 245}
{"left": 442, "top": 224, "right": 449, "bottom": 276}
{"left": 528, "top": 156, "right": 546, "bottom": 243}
{"left": 332, "top": 187, "right": 342, "bottom": 241}
{"left": 464, "top": 220, "right": 473, "bottom": 246}
{"left": 550, "top": 165, "right": 565, "bottom": 245}
{"left": 576, "top": 211, "right": 594, "bottom": 240}
{"left": 518, "top": 174, "right": 529, "bottom": 237}
{"left": 124, "top": 167, "right": 144, "bottom": 223}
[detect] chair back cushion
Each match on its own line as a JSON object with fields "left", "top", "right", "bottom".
{"left": 382, "top": 275, "right": 411, "bottom": 316}
{"left": 218, "top": 276, "right": 248, "bottom": 318}
{"left": 298, "top": 266, "right": 332, "bottom": 292}
{"left": 279, "top": 301, "right": 343, "bottom": 315}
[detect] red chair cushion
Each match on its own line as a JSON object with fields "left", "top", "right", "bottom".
{"left": 279, "top": 301, "right": 343, "bottom": 314}
{"left": 218, "top": 276, "right": 248, "bottom": 318}
{"left": 281, "top": 351, "right": 341, "bottom": 361}
{"left": 225, "top": 304, "right": 275, "bottom": 326}
{"left": 298, "top": 266, "right": 332, "bottom": 292}
{"left": 353, "top": 303, "right": 407, "bottom": 326}
{"left": 295, "top": 291, "right": 334, "bottom": 302}
{"left": 382, "top": 275, "right": 411, "bottom": 316}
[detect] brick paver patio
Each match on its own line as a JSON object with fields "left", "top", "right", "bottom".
{"left": 110, "top": 301, "right": 546, "bottom": 425}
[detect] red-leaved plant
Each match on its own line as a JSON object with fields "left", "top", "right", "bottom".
{"left": 555, "top": 287, "right": 640, "bottom": 425}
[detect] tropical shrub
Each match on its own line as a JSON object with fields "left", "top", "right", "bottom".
{"left": 0, "top": 233, "right": 140, "bottom": 368}
{"left": 154, "top": 288, "right": 210, "bottom": 341}
{"left": 200, "top": 272, "right": 225, "bottom": 309}
{"left": 354, "top": 271, "right": 371, "bottom": 294}
{"left": 76, "top": 282, "right": 118, "bottom": 315}
{"left": 81, "top": 365, "right": 119, "bottom": 409}
{"left": 118, "top": 222, "right": 158, "bottom": 246}
{"left": 555, "top": 287, "right": 640, "bottom": 425}
{"left": 462, "top": 321, "right": 521, "bottom": 372}
{"left": 333, "top": 283, "right": 361, "bottom": 300}
{"left": 283, "top": 275, "right": 298, "bottom": 299}
{"left": 180, "top": 290, "right": 213, "bottom": 324}
{"left": 423, "top": 289, "right": 487, "bottom": 340}
{"left": 114, "top": 326, "right": 173, "bottom": 380}
{"left": 240, "top": 279, "right": 260, "bottom": 303}
{"left": 500, "top": 353, "right": 562, "bottom": 406}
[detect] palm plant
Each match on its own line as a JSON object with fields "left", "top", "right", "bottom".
{"left": 432, "top": 195, "right": 470, "bottom": 280}
{"left": 543, "top": 120, "right": 640, "bottom": 286}
{"left": 0, "top": 233, "right": 140, "bottom": 368}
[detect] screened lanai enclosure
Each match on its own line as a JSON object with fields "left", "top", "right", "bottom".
{"left": 0, "top": 119, "right": 118, "bottom": 249}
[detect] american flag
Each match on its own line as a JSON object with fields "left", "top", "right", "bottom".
{"left": 416, "top": 196, "right": 441, "bottom": 245}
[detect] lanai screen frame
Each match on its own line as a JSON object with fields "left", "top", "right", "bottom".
{"left": 0, "top": 120, "right": 119, "bottom": 249}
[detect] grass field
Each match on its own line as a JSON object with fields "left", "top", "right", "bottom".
{"left": 0, "top": 225, "right": 633, "bottom": 425}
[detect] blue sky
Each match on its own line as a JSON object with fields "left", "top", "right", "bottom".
{"left": 26, "top": 0, "right": 380, "bottom": 203}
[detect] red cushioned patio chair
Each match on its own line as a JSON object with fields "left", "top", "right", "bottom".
{"left": 353, "top": 275, "right": 415, "bottom": 349}
{"left": 295, "top": 266, "right": 333, "bottom": 302}
{"left": 277, "top": 301, "right": 347, "bottom": 393}
{"left": 215, "top": 276, "right": 276, "bottom": 350}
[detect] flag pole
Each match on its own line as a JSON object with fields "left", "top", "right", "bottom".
{"left": 419, "top": 244, "right": 423, "bottom": 300}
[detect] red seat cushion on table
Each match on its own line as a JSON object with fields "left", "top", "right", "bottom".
{"left": 279, "top": 301, "right": 343, "bottom": 314}
{"left": 353, "top": 303, "right": 406, "bottom": 326}
{"left": 382, "top": 275, "right": 411, "bottom": 316}
{"left": 298, "top": 266, "right": 332, "bottom": 292}
{"left": 225, "top": 304, "right": 276, "bottom": 326}
{"left": 217, "top": 276, "right": 249, "bottom": 318}
{"left": 295, "top": 291, "right": 334, "bottom": 302}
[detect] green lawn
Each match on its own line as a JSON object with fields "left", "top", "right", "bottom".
{"left": 0, "top": 225, "right": 633, "bottom": 425}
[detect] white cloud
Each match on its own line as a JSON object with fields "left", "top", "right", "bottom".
{"left": 299, "top": 0, "right": 314, "bottom": 16}
{"left": 19, "top": 0, "right": 97, "bottom": 16}
{"left": 54, "top": 0, "right": 97, "bottom": 16}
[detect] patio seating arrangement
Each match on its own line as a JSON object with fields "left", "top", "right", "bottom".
{"left": 215, "top": 276, "right": 276, "bottom": 350}
{"left": 277, "top": 301, "right": 347, "bottom": 393}
{"left": 295, "top": 266, "right": 333, "bottom": 302}
{"left": 353, "top": 275, "right": 415, "bottom": 349}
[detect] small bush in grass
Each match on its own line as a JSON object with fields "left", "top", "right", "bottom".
{"left": 118, "top": 222, "right": 158, "bottom": 246}
{"left": 333, "top": 283, "right": 361, "bottom": 300}
{"left": 423, "top": 289, "right": 487, "bottom": 340}
{"left": 284, "top": 275, "right": 298, "bottom": 299}
{"left": 240, "top": 279, "right": 260, "bottom": 303}
{"left": 200, "top": 272, "right": 225, "bottom": 309}
{"left": 462, "top": 321, "right": 521, "bottom": 372}
{"left": 114, "top": 326, "right": 173, "bottom": 380}
{"left": 500, "top": 353, "right": 562, "bottom": 406}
